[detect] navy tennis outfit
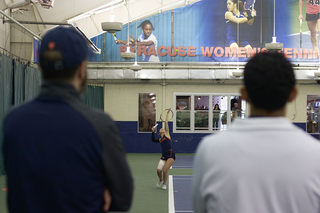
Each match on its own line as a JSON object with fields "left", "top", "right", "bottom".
{"left": 152, "top": 132, "right": 176, "bottom": 160}
{"left": 226, "top": 11, "right": 250, "bottom": 47}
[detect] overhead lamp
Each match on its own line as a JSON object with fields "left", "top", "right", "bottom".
{"left": 101, "top": 12, "right": 123, "bottom": 33}
{"left": 314, "top": 72, "right": 320, "bottom": 77}
{"left": 129, "top": 21, "right": 141, "bottom": 69}
{"left": 265, "top": 0, "right": 283, "bottom": 52}
{"left": 130, "top": 61, "right": 142, "bottom": 71}
{"left": 101, "top": 22, "right": 123, "bottom": 33}
{"left": 232, "top": 71, "right": 243, "bottom": 77}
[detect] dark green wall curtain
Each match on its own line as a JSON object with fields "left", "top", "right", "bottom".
{"left": 0, "top": 54, "right": 13, "bottom": 176}
{"left": 82, "top": 85, "right": 104, "bottom": 110}
{"left": 25, "top": 66, "right": 41, "bottom": 102}
{"left": 0, "top": 54, "right": 42, "bottom": 176}
{"left": 13, "top": 60, "right": 26, "bottom": 105}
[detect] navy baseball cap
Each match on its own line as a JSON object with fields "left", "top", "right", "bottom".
{"left": 39, "top": 26, "right": 93, "bottom": 71}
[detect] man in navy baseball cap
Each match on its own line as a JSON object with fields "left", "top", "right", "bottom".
{"left": 39, "top": 26, "right": 93, "bottom": 92}
{"left": 3, "top": 26, "right": 134, "bottom": 213}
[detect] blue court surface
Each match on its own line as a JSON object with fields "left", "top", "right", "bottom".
{"left": 169, "top": 155, "right": 195, "bottom": 213}
{"left": 172, "top": 155, "right": 194, "bottom": 169}
{"left": 169, "top": 175, "right": 193, "bottom": 213}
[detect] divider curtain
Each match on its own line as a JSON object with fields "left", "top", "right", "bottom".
{"left": 0, "top": 54, "right": 13, "bottom": 176}
{"left": 82, "top": 85, "right": 104, "bottom": 110}
{"left": 0, "top": 54, "right": 42, "bottom": 176}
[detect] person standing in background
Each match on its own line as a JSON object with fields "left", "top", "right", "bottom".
{"left": 3, "top": 27, "right": 133, "bottom": 213}
{"left": 192, "top": 52, "right": 320, "bottom": 213}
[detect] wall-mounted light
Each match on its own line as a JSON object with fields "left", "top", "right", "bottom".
{"left": 232, "top": 71, "right": 243, "bottom": 77}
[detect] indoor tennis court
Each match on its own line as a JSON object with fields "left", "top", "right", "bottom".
{"left": 0, "top": 154, "right": 194, "bottom": 213}
{"left": 1, "top": 0, "right": 320, "bottom": 212}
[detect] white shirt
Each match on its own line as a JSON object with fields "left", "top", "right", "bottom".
{"left": 192, "top": 117, "right": 320, "bottom": 213}
{"left": 137, "top": 33, "right": 160, "bottom": 62}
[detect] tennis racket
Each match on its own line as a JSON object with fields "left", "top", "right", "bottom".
{"left": 111, "top": 33, "right": 117, "bottom": 40}
{"left": 160, "top": 109, "right": 174, "bottom": 122}
{"left": 300, "top": 19, "right": 302, "bottom": 48}
{"left": 244, "top": 0, "right": 255, "bottom": 10}
{"left": 112, "top": 33, "right": 120, "bottom": 44}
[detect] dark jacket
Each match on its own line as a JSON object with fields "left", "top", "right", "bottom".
{"left": 3, "top": 81, "right": 133, "bottom": 213}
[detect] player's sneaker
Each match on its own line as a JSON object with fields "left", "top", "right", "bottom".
{"left": 156, "top": 181, "right": 163, "bottom": 188}
{"left": 162, "top": 184, "right": 167, "bottom": 190}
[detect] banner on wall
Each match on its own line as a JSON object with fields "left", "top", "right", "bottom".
{"left": 89, "top": 0, "right": 318, "bottom": 63}
{"left": 32, "top": 38, "right": 40, "bottom": 65}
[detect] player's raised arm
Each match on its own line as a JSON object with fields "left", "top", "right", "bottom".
{"left": 225, "top": 11, "right": 250, "bottom": 24}
{"left": 165, "top": 108, "right": 171, "bottom": 139}
{"left": 151, "top": 126, "right": 160, "bottom": 143}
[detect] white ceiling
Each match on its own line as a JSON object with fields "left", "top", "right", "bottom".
{"left": 0, "top": 0, "right": 201, "bottom": 39}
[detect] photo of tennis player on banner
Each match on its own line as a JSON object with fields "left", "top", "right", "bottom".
{"left": 91, "top": 0, "right": 293, "bottom": 63}
{"left": 225, "top": 0, "right": 257, "bottom": 52}
{"left": 298, "top": 0, "right": 320, "bottom": 51}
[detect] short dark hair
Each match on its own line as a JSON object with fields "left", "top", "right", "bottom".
{"left": 243, "top": 52, "right": 296, "bottom": 112}
{"left": 138, "top": 20, "right": 154, "bottom": 30}
{"left": 40, "top": 50, "right": 78, "bottom": 81}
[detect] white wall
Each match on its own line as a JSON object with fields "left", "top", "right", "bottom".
{"left": 103, "top": 80, "right": 320, "bottom": 124}
{"left": 288, "top": 84, "right": 320, "bottom": 123}
{"left": 0, "top": 10, "right": 10, "bottom": 51}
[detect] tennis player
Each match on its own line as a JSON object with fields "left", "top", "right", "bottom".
{"left": 225, "top": 0, "right": 256, "bottom": 51}
{"left": 115, "top": 20, "right": 160, "bottom": 62}
{"left": 130, "top": 20, "right": 160, "bottom": 62}
{"left": 151, "top": 108, "right": 175, "bottom": 190}
{"left": 298, "top": 0, "right": 320, "bottom": 51}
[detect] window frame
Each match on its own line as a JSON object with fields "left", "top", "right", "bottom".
{"left": 173, "top": 93, "right": 248, "bottom": 133}
{"left": 306, "top": 94, "right": 320, "bottom": 134}
{"left": 138, "top": 92, "right": 157, "bottom": 133}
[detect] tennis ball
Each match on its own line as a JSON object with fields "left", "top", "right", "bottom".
{"left": 176, "top": 49, "right": 179, "bottom": 52}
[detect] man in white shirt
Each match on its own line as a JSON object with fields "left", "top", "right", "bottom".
{"left": 192, "top": 51, "right": 320, "bottom": 213}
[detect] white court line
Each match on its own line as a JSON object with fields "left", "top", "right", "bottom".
{"left": 173, "top": 166, "right": 193, "bottom": 168}
{"left": 169, "top": 175, "right": 175, "bottom": 213}
{"left": 172, "top": 177, "right": 193, "bottom": 180}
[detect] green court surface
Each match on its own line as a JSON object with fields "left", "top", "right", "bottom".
{"left": 0, "top": 153, "right": 193, "bottom": 213}
{"left": 0, "top": 175, "right": 8, "bottom": 213}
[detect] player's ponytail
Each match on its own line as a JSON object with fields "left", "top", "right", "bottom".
{"left": 239, "top": 1, "right": 245, "bottom": 12}
{"left": 232, "top": 0, "right": 245, "bottom": 12}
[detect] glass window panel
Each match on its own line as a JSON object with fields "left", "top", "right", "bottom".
{"left": 307, "top": 95, "right": 320, "bottom": 133}
{"left": 138, "top": 93, "right": 156, "bottom": 132}
{"left": 194, "top": 96, "right": 209, "bottom": 130}
{"left": 176, "top": 96, "right": 191, "bottom": 110}
{"left": 176, "top": 111, "right": 190, "bottom": 130}
{"left": 220, "top": 96, "right": 228, "bottom": 131}
{"left": 212, "top": 96, "right": 224, "bottom": 131}
{"left": 176, "top": 96, "right": 191, "bottom": 130}
{"left": 231, "top": 96, "right": 246, "bottom": 122}
{"left": 194, "top": 110, "right": 208, "bottom": 130}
